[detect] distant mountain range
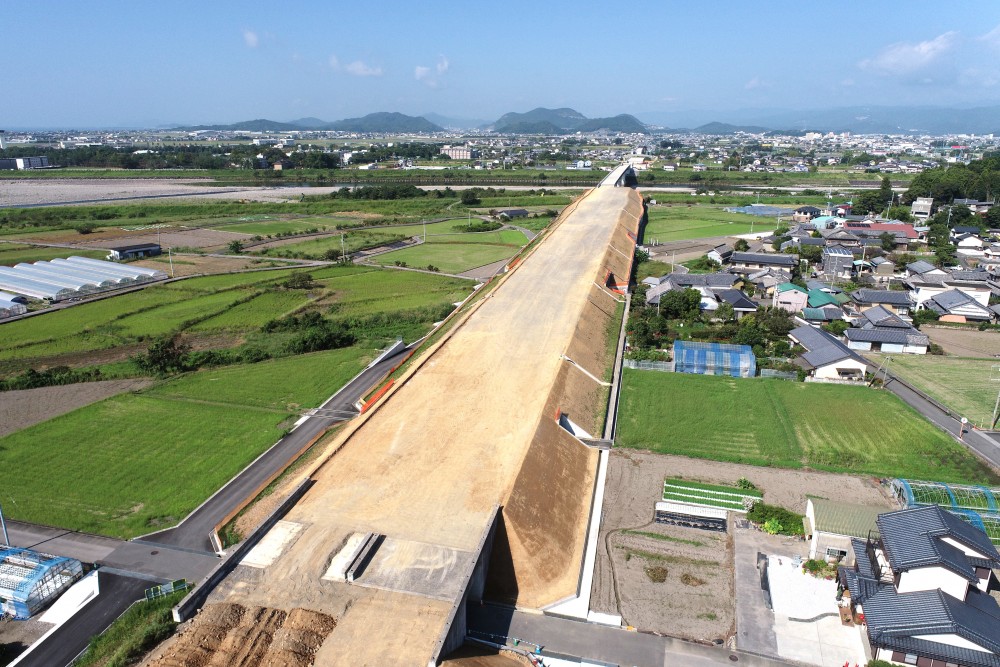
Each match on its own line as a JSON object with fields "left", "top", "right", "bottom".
{"left": 177, "top": 112, "right": 444, "bottom": 133}
{"left": 490, "top": 107, "right": 648, "bottom": 134}
{"left": 638, "top": 105, "right": 1000, "bottom": 135}
{"left": 167, "top": 104, "right": 1000, "bottom": 136}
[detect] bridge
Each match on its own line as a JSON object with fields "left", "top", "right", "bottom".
{"left": 151, "top": 165, "right": 645, "bottom": 666}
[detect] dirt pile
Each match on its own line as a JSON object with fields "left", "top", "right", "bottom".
{"left": 146, "top": 603, "right": 335, "bottom": 667}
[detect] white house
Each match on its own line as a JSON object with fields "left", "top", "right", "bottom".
{"left": 788, "top": 325, "right": 869, "bottom": 381}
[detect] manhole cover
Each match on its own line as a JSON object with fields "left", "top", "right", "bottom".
{"left": 729, "top": 656, "right": 739, "bottom": 662}
{"left": 150, "top": 550, "right": 159, "bottom": 555}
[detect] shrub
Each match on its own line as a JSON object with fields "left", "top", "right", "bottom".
{"left": 645, "top": 565, "right": 668, "bottom": 583}
{"left": 747, "top": 502, "right": 804, "bottom": 536}
{"left": 737, "top": 477, "right": 757, "bottom": 491}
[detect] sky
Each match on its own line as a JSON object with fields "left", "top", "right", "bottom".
{"left": 7, "top": 0, "right": 1000, "bottom": 128}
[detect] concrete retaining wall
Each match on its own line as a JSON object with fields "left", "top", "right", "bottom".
{"left": 172, "top": 479, "right": 314, "bottom": 622}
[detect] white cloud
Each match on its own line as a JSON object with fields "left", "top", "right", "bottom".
{"left": 859, "top": 31, "right": 957, "bottom": 74}
{"left": 415, "top": 55, "right": 449, "bottom": 88}
{"left": 344, "top": 60, "right": 382, "bottom": 77}
{"left": 979, "top": 23, "right": 1000, "bottom": 48}
{"left": 242, "top": 29, "right": 259, "bottom": 48}
{"left": 840, "top": 78, "right": 855, "bottom": 87}
{"left": 744, "top": 76, "right": 767, "bottom": 90}
{"left": 329, "top": 55, "right": 340, "bottom": 70}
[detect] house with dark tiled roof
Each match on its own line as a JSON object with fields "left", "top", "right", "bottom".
{"left": 840, "top": 506, "right": 1000, "bottom": 667}
{"left": 714, "top": 289, "right": 757, "bottom": 319}
{"left": 706, "top": 243, "right": 734, "bottom": 265}
{"left": 923, "top": 290, "right": 994, "bottom": 323}
{"left": 844, "top": 305, "right": 929, "bottom": 354}
{"left": 788, "top": 324, "right": 869, "bottom": 381}
{"left": 728, "top": 251, "right": 798, "bottom": 273}
{"left": 906, "top": 260, "right": 946, "bottom": 278}
{"left": 643, "top": 272, "right": 740, "bottom": 306}
{"left": 850, "top": 289, "right": 915, "bottom": 320}
{"left": 906, "top": 270, "right": 993, "bottom": 312}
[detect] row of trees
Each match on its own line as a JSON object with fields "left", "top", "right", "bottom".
{"left": 903, "top": 155, "right": 1000, "bottom": 205}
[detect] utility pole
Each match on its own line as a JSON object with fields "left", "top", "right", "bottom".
{"left": 168, "top": 247, "right": 174, "bottom": 278}
{"left": 341, "top": 233, "right": 346, "bottom": 262}
{"left": 0, "top": 500, "right": 9, "bottom": 545}
{"left": 991, "top": 365, "right": 1000, "bottom": 429}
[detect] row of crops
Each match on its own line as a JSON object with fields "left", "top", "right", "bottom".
{"left": 662, "top": 478, "right": 762, "bottom": 513}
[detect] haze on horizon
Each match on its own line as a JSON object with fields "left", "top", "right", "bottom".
{"left": 7, "top": 0, "right": 1000, "bottom": 129}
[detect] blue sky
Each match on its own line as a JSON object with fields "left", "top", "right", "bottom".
{"left": 7, "top": 0, "right": 1000, "bottom": 128}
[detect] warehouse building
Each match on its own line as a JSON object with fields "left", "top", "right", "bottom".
{"left": 106, "top": 243, "right": 161, "bottom": 261}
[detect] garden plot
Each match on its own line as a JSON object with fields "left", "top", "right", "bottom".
{"left": 662, "top": 478, "right": 762, "bottom": 512}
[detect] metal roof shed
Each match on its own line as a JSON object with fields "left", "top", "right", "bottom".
{"left": 49, "top": 258, "right": 139, "bottom": 284}
{"left": 0, "top": 547, "right": 84, "bottom": 619}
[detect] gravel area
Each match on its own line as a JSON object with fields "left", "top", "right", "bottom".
{"left": 0, "top": 178, "right": 248, "bottom": 207}
{"left": 0, "top": 379, "right": 153, "bottom": 437}
{"left": 590, "top": 449, "right": 894, "bottom": 642}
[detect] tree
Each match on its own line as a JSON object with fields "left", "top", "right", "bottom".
{"left": 715, "top": 302, "right": 735, "bottom": 323}
{"left": 822, "top": 320, "right": 849, "bottom": 336}
{"left": 879, "top": 232, "right": 896, "bottom": 252}
{"left": 134, "top": 337, "right": 190, "bottom": 375}
{"left": 659, "top": 288, "right": 701, "bottom": 320}
{"left": 227, "top": 240, "right": 244, "bottom": 254}
{"left": 734, "top": 239, "right": 750, "bottom": 251}
{"left": 878, "top": 176, "right": 892, "bottom": 205}
{"left": 986, "top": 205, "right": 1000, "bottom": 228}
{"left": 460, "top": 189, "right": 481, "bottom": 205}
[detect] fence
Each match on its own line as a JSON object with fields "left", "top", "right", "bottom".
{"left": 623, "top": 359, "right": 673, "bottom": 372}
{"left": 760, "top": 369, "right": 798, "bottom": 380}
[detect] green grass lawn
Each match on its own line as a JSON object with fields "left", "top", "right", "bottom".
{"left": 879, "top": 354, "right": 999, "bottom": 427}
{"left": 617, "top": 369, "right": 999, "bottom": 484}
{"left": 0, "top": 348, "right": 370, "bottom": 538}
{"left": 216, "top": 218, "right": 340, "bottom": 235}
{"left": 642, "top": 205, "right": 785, "bottom": 243}
{"left": 372, "top": 230, "right": 527, "bottom": 273}
{"left": 0, "top": 243, "right": 106, "bottom": 266}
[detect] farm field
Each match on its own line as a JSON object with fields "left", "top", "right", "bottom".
{"left": 0, "top": 348, "right": 371, "bottom": 538}
{"left": 662, "top": 478, "right": 761, "bottom": 511}
{"left": 0, "top": 243, "right": 106, "bottom": 266}
{"left": 0, "top": 264, "right": 473, "bottom": 371}
{"left": 215, "top": 216, "right": 351, "bottom": 235}
{"left": 616, "top": 369, "right": 999, "bottom": 484}
{"left": 879, "top": 353, "right": 999, "bottom": 428}
{"left": 642, "top": 204, "right": 784, "bottom": 243}
{"left": 372, "top": 229, "right": 528, "bottom": 273}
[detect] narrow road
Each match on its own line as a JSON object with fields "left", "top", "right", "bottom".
{"left": 13, "top": 572, "right": 157, "bottom": 667}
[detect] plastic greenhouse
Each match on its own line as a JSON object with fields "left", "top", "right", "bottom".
{"left": 673, "top": 340, "right": 756, "bottom": 378}
{"left": 0, "top": 547, "right": 83, "bottom": 619}
{"left": 891, "top": 478, "right": 1000, "bottom": 546}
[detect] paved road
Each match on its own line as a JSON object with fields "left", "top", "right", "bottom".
{"left": 143, "top": 342, "right": 411, "bottom": 553}
{"left": 882, "top": 374, "right": 1000, "bottom": 470}
{"left": 467, "top": 604, "right": 799, "bottom": 667}
{"left": 13, "top": 572, "right": 155, "bottom": 667}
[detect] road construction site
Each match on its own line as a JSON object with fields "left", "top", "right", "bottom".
{"left": 141, "top": 168, "right": 642, "bottom": 666}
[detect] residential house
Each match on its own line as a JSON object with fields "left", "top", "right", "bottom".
{"left": 871, "top": 256, "right": 896, "bottom": 279}
{"left": 923, "top": 290, "right": 995, "bottom": 323}
{"left": 773, "top": 283, "right": 809, "bottom": 313}
{"left": 793, "top": 205, "right": 822, "bottom": 222}
{"left": 788, "top": 324, "right": 869, "bottom": 381}
{"left": 823, "top": 229, "right": 862, "bottom": 247}
{"left": 643, "top": 272, "right": 739, "bottom": 306}
{"left": 745, "top": 268, "right": 792, "bottom": 297}
{"left": 840, "top": 506, "right": 1000, "bottom": 667}
{"left": 807, "top": 289, "right": 841, "bottom": 308}
{"left": 906, "top": 270, "right": 993, "bottom": 310}
{"left": 844, "top": 306, "right": 929, "bottom": 354}
{"left": 956, "top": 234, "right": 986, "bottom": 252}
{"left": 822, "top": 246, "right": 855, "bottom": 280}
{"left": 850, "top": 289, "right": 914, "bottom": 320}
{"left": 728, "top": 252, "right": 798, "bottom": 273}
{"left": 910, "top": 196, "right": 934, "bottom": 221}
{"left": 906, "top": 260, "right": 946, "bottom": 279}
{"left": 707, "top": 243, "right": 734, "bottom": 265}
{"left": 714, "top": 289, "right": 758, "bottom": 319}
{"left": 953, "top": 198, "right": 995, "bottom": 215}
{"left": 804, "top": 498, "right": 885, "bottom": 561}
{"left": 801, "top": 306, "right": 847, "bottom": 325}
{"left": 496, "top": 208, "right": 529, "bottom": 220}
